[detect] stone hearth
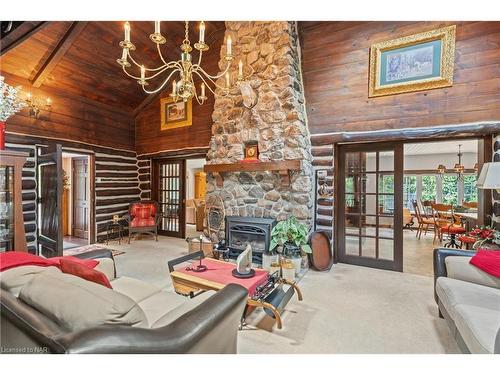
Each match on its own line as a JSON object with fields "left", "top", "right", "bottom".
{"left": 206, "top": 21, "right": 313, "bottom": 229}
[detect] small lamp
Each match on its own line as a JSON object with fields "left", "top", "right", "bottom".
{"left": 476, "top": 162, "right": 500, "bottom": 193}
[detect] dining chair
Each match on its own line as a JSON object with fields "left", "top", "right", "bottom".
{"left": 420, "top": 200, "right": 435, "bottom": 217}
{"left": 411, "top": 200, "right": 435, "bottom": 239}
{"left": 430, "top": 203, "right": 466, "bottom": 248}
{"left": 462, "top": 201, "right": 478, "bottom": 209}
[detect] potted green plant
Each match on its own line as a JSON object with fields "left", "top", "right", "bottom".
{"left": 270, "top": 216, "right": 311, "bottom": 275}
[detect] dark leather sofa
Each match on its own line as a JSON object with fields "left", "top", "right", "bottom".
{"left": 1, "top": 250, "right": 248, "bottom": 354}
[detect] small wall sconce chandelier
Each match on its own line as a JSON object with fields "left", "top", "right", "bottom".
{"left": 24, "top": 92, "right": 51, "bottom": 118}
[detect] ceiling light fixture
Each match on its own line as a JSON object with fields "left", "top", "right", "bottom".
{"left": 116, "top": 21, "right": 251, "bottom": 105}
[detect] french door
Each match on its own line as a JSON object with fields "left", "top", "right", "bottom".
{"left": 337, "top": 142, "right": 403, "bottom": 271}
{"left": 37, "top": 144, "right": 63, "bottom": 258}
{"left": 154, "top": 159, "right": 186, "bottom": 238}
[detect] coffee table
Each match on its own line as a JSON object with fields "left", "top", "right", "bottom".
{"left": 168, "top": 251, "right": 303, "bottom": 329}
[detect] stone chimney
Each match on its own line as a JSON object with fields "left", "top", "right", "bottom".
{"left": 206, "top": 21, "right": 313, "bottom": 226}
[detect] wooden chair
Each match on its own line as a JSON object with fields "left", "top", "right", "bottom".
{"left": 412, "top": 200, "right": 435, "bottom": 239}
{"left": 403, "top": 208, "right": 415, "bottom": 230}
{"left": 430, "top": 203, "right": 466, "bottom": 248}
{"left": 420, "top": 200, "right": 435, "bottom": 217}
{"left": 462, "top": 201, "right": 478, "bottom": 209}
{"left": 123, "top": 200, "right": 160, "bottom": 243}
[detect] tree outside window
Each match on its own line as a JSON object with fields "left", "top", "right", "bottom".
{"left": 463, "top": 174, "right": 478, "bottom": 203}
{"left": 421, "top": 175, "right": 437, "bottom": 202}
{"left": 403, "top": 176, "right": 417, "bottom": 209}
{"left": 442, "top": 175, "right": 458, "bottom": 205}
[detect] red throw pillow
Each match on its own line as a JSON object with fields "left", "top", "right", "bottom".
{"left": 59, "top": 259, "right": 113, "bottom": 289}
{"left": 469, "top": 249, "right": 500, "bottom": 278}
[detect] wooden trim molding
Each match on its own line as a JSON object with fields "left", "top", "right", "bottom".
{"left": 204, "top": 160, "right": 301, "bottom": 188}
{"left": 311, "top": 122, "right": 500, "bottom": 146}
{"left": 138, "top": 147, "right": 209, "bottom": 160}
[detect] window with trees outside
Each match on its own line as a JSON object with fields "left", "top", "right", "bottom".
{"left": 403, "top": 173, "right": 477, "bottom": 210}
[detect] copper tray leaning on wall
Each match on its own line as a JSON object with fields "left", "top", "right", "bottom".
{"left": 308, "top": 230, "right": 334, "bottom": 271}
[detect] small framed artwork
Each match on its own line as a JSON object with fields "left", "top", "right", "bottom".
{"left": 243, "top": 142, "right": 259, "bottom": 163}
{"left": 160, "top": 97, "right": 192, "bottom": 130}
{"left": 369, "top": 25, "right": 456, "bottom": 97}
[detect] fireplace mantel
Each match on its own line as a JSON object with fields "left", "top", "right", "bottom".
{"left": 204, "top": 160, "right": 301, "bottom": 187}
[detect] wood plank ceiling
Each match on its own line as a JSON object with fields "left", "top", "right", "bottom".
{"left": 0, "top": 21, "right": 225, "bottom": 113}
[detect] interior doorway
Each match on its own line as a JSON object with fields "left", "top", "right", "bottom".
{"left": 185, "top": 158, "right": 206, "bottom": 238}
{"left": 333, "top": 136, "right": 489, "bottom": 276}
{"left": 152, "top": 155, "right": 207, "bottom": 239}
{"left": 62, "top": 152, "right": 91, "bottom": 249}
{"left": 402, "top": 139, "right": 480, "bottom": 276}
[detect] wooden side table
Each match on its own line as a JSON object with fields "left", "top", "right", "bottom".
{"left": 106, "top": 222, "right": 123, "bottom": 245}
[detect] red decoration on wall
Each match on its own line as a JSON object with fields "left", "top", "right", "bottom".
{"left": 0, "top": 121, "right": 5, "bottom": 150}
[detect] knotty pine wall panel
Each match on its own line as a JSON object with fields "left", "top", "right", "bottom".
{"left": 2, "top": 73, "right": 135, "bottom": 151}
{"left": 300, "top": 21, "right": 500, "bottom": 135}
{"left": 134, "top": 32, "right": 224, "bottom": 156}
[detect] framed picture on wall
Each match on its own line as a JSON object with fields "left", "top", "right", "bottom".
{"left": 160, "top": 97, "right": 192, "bottom": 130}
{"left": 369, "top": 25, "right": 456, "bottom": 97}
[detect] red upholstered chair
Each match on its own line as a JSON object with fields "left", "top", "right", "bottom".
{"left": 431, "top": 203, "right": 466, "bottom": 248}
{"left": 123, "top": 201, "right": 160, "bottom": 243}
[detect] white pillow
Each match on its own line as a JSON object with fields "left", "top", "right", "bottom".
{"left": 19, "top": 272, "right": 148, "bottom": 332}
{"left": 446, "top": 256, "right": 500, "bottom": 289}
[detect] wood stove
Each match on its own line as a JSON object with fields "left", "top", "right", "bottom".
{"left": 225, "top": 216, "right": 276, "bottom": 264}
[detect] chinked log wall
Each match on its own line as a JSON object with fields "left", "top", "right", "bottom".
{"left": 6, "top": 134, "right": 142, "bottom": 247}
{"left": 493, "top": 136, "right": 500, "bottom": 230}
{"left": 94, "top": 149, "right": 141, "bottom": 242}
{"left": 312, "top": 146, "right": 334, "bottom": 235}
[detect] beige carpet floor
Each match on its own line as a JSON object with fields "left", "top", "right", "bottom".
{"left": 104, "top": 235, "right": 460, "bottom": 354}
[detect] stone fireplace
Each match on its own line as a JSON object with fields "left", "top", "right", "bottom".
{"left": 206, "top": 21, "right": 314, "bottom": 237}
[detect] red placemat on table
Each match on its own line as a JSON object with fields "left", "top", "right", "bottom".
{"left": 176, "top": 259, "right": 269, "bottom": 296}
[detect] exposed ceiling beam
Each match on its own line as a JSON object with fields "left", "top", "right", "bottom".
{"left": 0, "top": 21, "right": 49, "bottom": 56}
{"left": 31, "top": 21, "right": 88, "bottom": 88}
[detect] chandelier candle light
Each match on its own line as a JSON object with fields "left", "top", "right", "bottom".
{"left": 117, "top": 21, "right": 250, "bottom": 105}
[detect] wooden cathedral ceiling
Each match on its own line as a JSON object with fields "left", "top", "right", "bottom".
{"left": 0, "top": 21, "right": 225, "bottom": 114}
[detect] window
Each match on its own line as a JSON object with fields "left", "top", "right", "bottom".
{"left": 442, "top": 175, "right": 459, "bottom": 205}
{"left": 403, "top": 176, "right": 417, "bottom": 210}
{"left": 463, "top": 174, "right": 478, "bottom": 203}
{"left": 380, "top": 175, "right": 394, "bottom": 213}
{"left": 421, "top": 175, "right": 437, "bottom": 202}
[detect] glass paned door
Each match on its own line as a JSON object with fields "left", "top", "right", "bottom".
{"left": 337, "top": 143, "right": 403, "bottom": 271}
{"left": 155, "top": 159, "right": 185, "bottom": 238}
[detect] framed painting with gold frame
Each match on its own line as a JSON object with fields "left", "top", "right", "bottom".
{"left": 369, "top": 25, "right": 456, "bottom": 98}
{"left": 160, "top": 97, "right": 192, "bottom": 130}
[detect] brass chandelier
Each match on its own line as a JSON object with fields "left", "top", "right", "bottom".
{"left": 116, "top": 21, "right": 249, "bottom": 105}
{"left": 436, "top": 144, "right": 479, "bottom": 179}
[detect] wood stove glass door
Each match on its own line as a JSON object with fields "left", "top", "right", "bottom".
{"left": 155, "top": 159, "right": 185, "bottom": 238}
{"left": 337, "top": 142, "right": 403, "bottom": 271}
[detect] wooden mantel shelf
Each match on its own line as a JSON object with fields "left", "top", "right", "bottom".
{"left": 204, "top": 160, "right": 302, "bottom": 187}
